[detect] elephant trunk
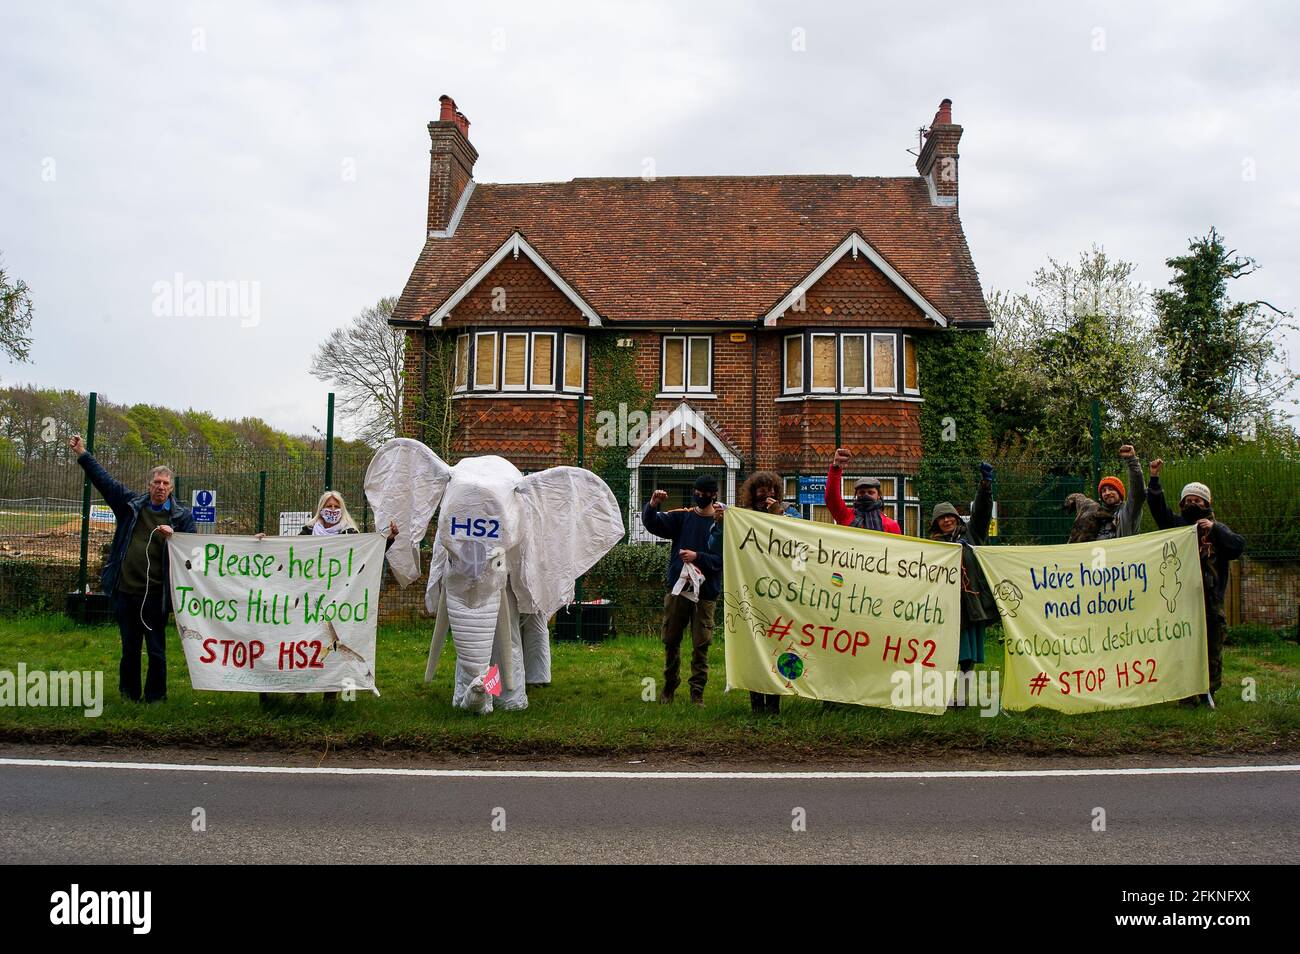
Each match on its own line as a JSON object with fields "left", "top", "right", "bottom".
{"left": 447, "top": 587, "right": 502, "bottom": 713}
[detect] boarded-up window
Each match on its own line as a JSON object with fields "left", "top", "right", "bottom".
{"left": 784, "top": 336, "right": 803, "bottom": 392}
{"left": 531, "top": 334, "right": 554, "bottom": 389}
{"left": 784, "top": 477, "right": 797, "bottom": 500}
{"left": 474, "top": 333, "right": 496, "bottom": 389}
{"left": 454, "top": 335, "right": 469, "bottom": 390}
{"left": 905, "top": 504, "right": 920, "bottom": 537}
{"left": 689, "top": 337, "right": 710, "bottom": 390}
{"left": 904, "top": 335, "right": 918, "bottom": 391}
{"left": 502, "top": 334, "right": 527, "bottom": 389}
{"left": 842, "top": 335, "right": 866, "bottom": 391}
{"left": 563, "top": 334, "right": 584, "bottom": 391}
{"left": 877, "top": 477, "right": 897, "bottom": 499}
{"left": 811, "top": 504, "right": 834, "bottom": 524}
{"left": 812, "top": 335, "right": 836, "bottom": 390}
{"left": 663, "top": 338, "right": 685, "bottom": 390}
{"left": 872, "top": 334, "right": 896, "bottom": 391}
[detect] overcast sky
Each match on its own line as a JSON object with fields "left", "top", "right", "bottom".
{"left": 3, "top": 0, "right": 1296, "bottom": 437}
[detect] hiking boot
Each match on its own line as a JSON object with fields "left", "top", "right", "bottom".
{"left": 657, "top": 691, "right": 674, "bottom": 705}
{"left": 690, "top": 694, "right": 704, "bottom": 708}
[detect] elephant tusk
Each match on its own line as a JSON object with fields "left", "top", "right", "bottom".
{"left": 494, "top": 587, "right": 520, "bottom": 692}
{"left": 425, "top": 588, "right": 450, "bottom": 683}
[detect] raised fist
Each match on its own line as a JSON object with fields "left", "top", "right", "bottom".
{"left": 69, "top": 435, "right": 86, "bottom": 457}
{"left": 832, "top": 448, "right": 851, "bottom": 469}
{"left": 1149, "top": 458, "right": 1163, "bottom": 477}
{"left": 650, "top": 489, "right": 668, "bottom": 507}
{"left": 1118, "top": 444, "right": 1135, "bottom": 459}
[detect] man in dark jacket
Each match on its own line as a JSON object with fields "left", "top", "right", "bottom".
{"left": 1085, "top": 444, "right": 1147, "bottom": 541}
{"left": 643, "top": 474, "right": 724, "bottom": 706}
{"left": 1146, "top": 459, "right": 1245, "bottom": 705}
{"left": 71, "top": 435, "right": 196, "bottom": 702}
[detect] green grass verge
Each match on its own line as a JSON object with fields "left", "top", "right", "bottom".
{"left": 0, "top": 615, "right": 1297, "bottom": 759}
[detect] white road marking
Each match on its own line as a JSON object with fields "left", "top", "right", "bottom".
{"left": 0, "top": 758, "right": 1297, "bottom": 780}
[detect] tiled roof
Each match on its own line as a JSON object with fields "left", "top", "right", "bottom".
{"left": 395, "top": 175, "right": 990, "bottom": 326}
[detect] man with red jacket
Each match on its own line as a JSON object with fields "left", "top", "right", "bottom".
{"left": 825, "top": 447, "right": 902, "bottom": 534}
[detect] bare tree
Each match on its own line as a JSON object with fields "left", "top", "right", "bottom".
{"left": 310, "top": 296, "right": 404, "bottom": 445}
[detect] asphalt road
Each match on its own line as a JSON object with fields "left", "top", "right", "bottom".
{"left": 1, "top": 751, "right": 1295, "bottom": 864}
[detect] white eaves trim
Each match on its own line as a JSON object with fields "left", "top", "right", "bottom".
{"left": 427, "top": 231, "right": 603, "bottom": 327}
{"left": 763, "top": 232, "right": 948, "bottom": 329}
{"left": 625, "top": 401, "right": 741, "bottom": 470}
{"left": 428, "top": 181, "right": 476, "bottom": 239}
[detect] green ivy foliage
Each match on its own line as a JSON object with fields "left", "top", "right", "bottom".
{"left": 914, "top": 329, "right": 992, "bottom": 517}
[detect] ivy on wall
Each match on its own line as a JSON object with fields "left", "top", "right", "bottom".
{"left": 415, "top": 331, "right": 459, "bottom": 460}
{"left": 914, "top": 328, "right": 992, "bottom": 521}
{"left": 577, "top": 334, "right": 653, "bottom": 478}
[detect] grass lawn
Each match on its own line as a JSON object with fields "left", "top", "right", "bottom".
{"left": 0, "top": 614, "right": 1297, "bottom": 760}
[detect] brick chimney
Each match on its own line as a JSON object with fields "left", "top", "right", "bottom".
{"left": 915, "top": 98, "right": 961, "bottom": 207}
{"left": 428, "top": 94, "right": 478, "bottom": 234}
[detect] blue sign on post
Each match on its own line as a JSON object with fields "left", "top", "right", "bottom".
{"left": 191, "top": 489, "right": 216, "bottom": 523}
{"left": 797, "top": 476, "right": 826, "bottom": 505}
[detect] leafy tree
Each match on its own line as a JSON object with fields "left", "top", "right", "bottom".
{"left": 985, "top": 247, "right": 1166, "bottom": 465}
{"left": 1155, "top": 227, "right": 1298, "bottom": 452}
{"left": 0, "top": 254, "right": 34, "bottom": 364}
{"left": 310, "top": 296, "right": 405, "bottom": 446}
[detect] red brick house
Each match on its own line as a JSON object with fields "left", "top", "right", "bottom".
{"left": 393, "top": 95, "right": 991, "bottom": 540}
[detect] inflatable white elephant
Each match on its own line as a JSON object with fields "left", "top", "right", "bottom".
{"left": 364, "top": 439, "right": 625, "bottom": 714}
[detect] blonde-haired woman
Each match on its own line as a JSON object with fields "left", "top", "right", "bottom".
{"left": 258, "top": 491, "right": 396, "bottom": 706}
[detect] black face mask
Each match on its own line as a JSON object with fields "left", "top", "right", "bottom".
{"left": 1181, "top": 504, "right": 1211, "bottom": 522}
{"left": 854, "top": 496, "right": 881, "bottom": 513}
{"left": 693, "top": 492, "right": 715, "bottom": 509}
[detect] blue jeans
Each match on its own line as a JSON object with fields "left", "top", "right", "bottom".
{"left": 113, "top": 591, "right": 169, "bottom": 701}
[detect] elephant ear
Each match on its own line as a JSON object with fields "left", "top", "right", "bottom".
{"left": 364, "top": 438, "right": 450, "bottom": 587}
{"left": 511, "top": 467, "right": 625, "bottom": 619}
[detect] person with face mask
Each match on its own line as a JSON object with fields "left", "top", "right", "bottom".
{"left": 642, "top": 475, "right": 724, "bottom": 706}
{"left": 824, "top": 448, "right": 902, "bottom": 534}
{"left": 929, "top": 462, "right": 998, "bottom": 703}
{"left": 1080, "top": 444, "right": 1147, "bottom": 541}
{"left": 1145, "top": 460, "right": 1245, "bottom": 706}
{"left": 256, "top": 491, "right": 397, "bottom": 707}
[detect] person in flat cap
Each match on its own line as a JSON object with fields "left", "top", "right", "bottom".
{"left": 643, "top": 473, "right": 724, "bottom": 707}
{"left": 1146, "top": 459, "right": 1246, "bottom": 707}
{"left": 825, "top": 448, "right": 902, "bottom": 534}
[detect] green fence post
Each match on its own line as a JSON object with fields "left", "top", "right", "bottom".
{"left": 325, "top": 392, "right": 335, "bottom": 491}
{"left": 834, "top": 399, "right": 842, "bottom": 449}
{"left": 574, "top": 387, "right": 586, "bottom": 630}
{"left": 257, "top": 470, "right": 267, "bottom": 534}
{"left": 1090, "top": 398, "right": 1103, "bottom": 490}
{"left": 76, "top": 392, "right": 97, "bottom": 623}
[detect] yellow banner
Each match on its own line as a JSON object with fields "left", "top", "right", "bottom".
{"left": 972, "top": 526, "right": 1208, "bottom": 712}
{"left": 721, "top": 507, "right": 962, "bottom": 714}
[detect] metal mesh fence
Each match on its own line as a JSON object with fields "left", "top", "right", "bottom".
{"left": 1, "top": 443, "right": 1295, "bottom": 629}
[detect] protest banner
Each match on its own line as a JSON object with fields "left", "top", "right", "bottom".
{"left": 167, "top": 532, "right": 386, "bottom": 694}
{"left": 721, "top": 507, "right": 962, "bottom": 714}
{"left": 973, "top": 525, "right": 1208, "bottom": 712}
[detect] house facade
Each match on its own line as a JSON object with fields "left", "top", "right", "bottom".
{"left": 393, "top": 96, "right": 991, "bottom": 540}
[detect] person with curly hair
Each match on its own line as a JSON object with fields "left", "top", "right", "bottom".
{"left": 715, "top": 470, "right": 790, "bottom": 715}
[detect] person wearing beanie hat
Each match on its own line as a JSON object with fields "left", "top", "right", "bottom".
{"left": 824, "top": 448, "right": 902, "bottom": 534}
{"left": 1145, "top": 459, "right": 1245, "bottom": 706}
{"left": 929, "top": 462, "right": 999, "bottom": 702}
{"left": 643, "top": 473, "right": 724, "bottom": 707}
{"left": 1072, "top": 445, "right": 1147, "bottom": 542}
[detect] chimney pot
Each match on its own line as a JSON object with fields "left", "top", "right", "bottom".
{"left": 438, "top": 94, "right": 457, "bottom": 123}
{"left": 933, "top": 98, "right": 953, "bottom": 127}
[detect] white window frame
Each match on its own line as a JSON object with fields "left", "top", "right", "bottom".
{"left": 529, "top": 332, "right": 557, "bottom": 392}
{"left": 783, "top": 334, "right": 805, "bottom": 395}
{"left": 501, "top": 332, "right": 529, "bottom": 392}
{"left": 871, "top": 332, "right": 898, "bottom": 394}
{"left": 473, "top": 331, "right": 498, "bottom": 391}
{"left": 661, "top": 336, "right": 686, "bottom": 392}
{"left": 660, "top": 335, "right": 713, "bottom": 393}
{"left": 453, "top": 333, "right": 470, "bottom": 392}
{"left": 562, "top": 333, "right": 585, "bottom": 393}
{"left": 840, "top": 333, "right": 869, "bottom": 394}
{"left": 809, "top": 333, "right": 838, "bottom": 394}
{"left": 903, "top": 334, "right": 920, "bottom": 395}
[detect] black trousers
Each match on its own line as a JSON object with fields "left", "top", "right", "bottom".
{"left": 113, "top": 591, "right": 169, "bottom": 702}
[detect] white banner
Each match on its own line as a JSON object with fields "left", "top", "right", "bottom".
{"left": 167, "top": 532, "right": 386, "bottom": 694}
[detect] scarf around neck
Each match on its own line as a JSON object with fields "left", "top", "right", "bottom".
{"left": 851, "top": 497, "right": 884, "bottom": 532}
